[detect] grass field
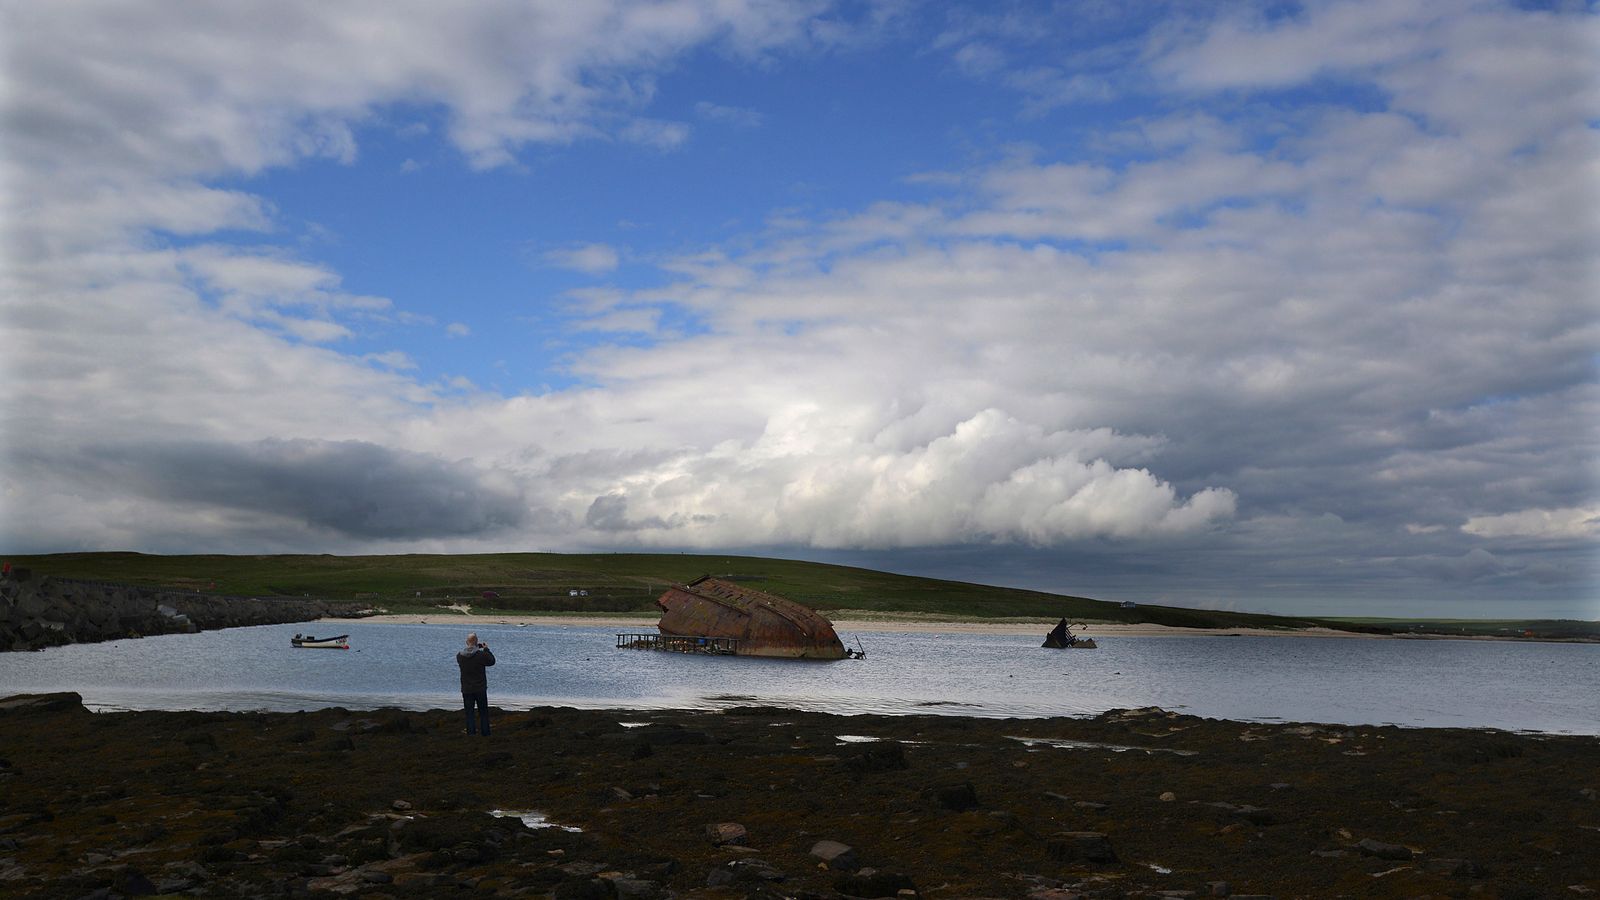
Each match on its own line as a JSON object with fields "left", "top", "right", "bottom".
{"left": 11, "top": 551, "right": 1592, "bottom": 638}
{"left": 1317, "top": 616, "right": 1600, "bottom": 641}
{"left": 7, "top": 550, "right": 1340, "bottom": 631}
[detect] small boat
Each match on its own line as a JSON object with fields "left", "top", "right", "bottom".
{"left": 1042, "top": 619, "right": 1096, "bottom": 649}
{"left": 291, "top": 633, "right": 349, "bottom": 649}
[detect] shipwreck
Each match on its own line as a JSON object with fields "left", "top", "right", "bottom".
{"left": 1042, "top": 618, "right": 1097, "bottom": 649}
{"left": 616, "top": 576, "right": 859, "bottom": 659}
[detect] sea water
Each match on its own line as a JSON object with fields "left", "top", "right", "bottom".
{"left": 0, "top": 622, "right": 1595, "bottom": 734}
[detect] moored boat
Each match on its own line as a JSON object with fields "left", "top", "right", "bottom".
{"left": 291, "top": 633, "right": 349, "bottom": 649}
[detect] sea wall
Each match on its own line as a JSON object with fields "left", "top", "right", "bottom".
{"left": 0, "top": 575, "right": 369, "bottom": 652}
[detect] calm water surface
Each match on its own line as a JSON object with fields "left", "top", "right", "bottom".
{"left": 1, "top": 623, "right": 1595, "bottom": 734}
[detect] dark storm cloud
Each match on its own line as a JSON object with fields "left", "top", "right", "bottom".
{"left": 71, "top": 438, "right": 527, "bottom": 539}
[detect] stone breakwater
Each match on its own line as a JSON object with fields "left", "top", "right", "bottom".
{"left": 0, "top": 694, "right": 1597, "bottom": 898}
{"left": 0, "top": 576, "right": 370, "bottom": 652}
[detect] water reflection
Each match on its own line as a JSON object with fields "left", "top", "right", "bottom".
{"left": 0, "top": 622, "right": 1595, "bottom": 734}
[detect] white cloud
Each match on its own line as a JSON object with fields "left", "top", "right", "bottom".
{"left": 446, "top": 322, "right": 472, "bottom": 338}
{"left": 1463, "top": 507, "right": 1600, "bottom": 541}
{"left": 694, "top": 101, "right": 764, "bottom": 128}
{"left": 1, "top": 1, "right": 1594, "bottom": 615}
{"left": 365, "top": 351, "right": 418, "bottom": 370}
{"left": 543, "top": 243, "right": 622, "bottom": 274}
{"left": 620, "top": 118, "right": 691, "bottom": 149}
{"left": 551, "top": 408, "right": 1235, "bottom": 549}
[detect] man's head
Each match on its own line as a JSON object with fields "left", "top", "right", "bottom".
{"left": 466, "top": 632, "right": 479, "bottom": 648}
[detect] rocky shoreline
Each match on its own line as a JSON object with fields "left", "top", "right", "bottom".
{"left": 0, "top": 575, "right": 371, "bottom": 652}
{"left": 1, "top": 694, "right": 1596, "bottom": 899}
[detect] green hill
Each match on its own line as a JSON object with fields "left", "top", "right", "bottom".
{"left": 3, "top": 550, "right": 1344, "bottom": 631}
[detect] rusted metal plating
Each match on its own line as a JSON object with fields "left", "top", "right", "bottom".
{"left": 654, "top": 576, "right": 847, "bottom": 659}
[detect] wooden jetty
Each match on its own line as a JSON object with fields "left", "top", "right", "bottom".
{"left": 615, "top": 633, "right": 740, "bottom": 655}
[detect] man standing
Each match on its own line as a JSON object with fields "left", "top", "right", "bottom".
{"left": 457, "top": 632, "right": 496, "bottom": 736}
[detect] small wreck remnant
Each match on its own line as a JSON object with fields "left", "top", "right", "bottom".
{"left": 633, "top": 576, "right": 851, "bottom": 659}
{"left": 1043, "top": 618, "right": 1097, "bottom": 649}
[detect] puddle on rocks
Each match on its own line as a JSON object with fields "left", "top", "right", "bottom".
{"left": 490, "top": 810, "right": 583, "bottom": 832}
{"left": 836, "top": 734, "right": 882, "bottom": 743}
{"left": 1006, "top": 736, "right": 1199, "bottom": 756}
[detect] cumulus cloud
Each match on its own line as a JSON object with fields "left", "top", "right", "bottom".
{"left": 18, "top": 439, "right": 527, "bottom": 540}
{"left": 1463, "top": 507, "right": 1600, "bottom": 541}
{"left": 543, "top": 243, "right": 622, "bottom": 274}
{"left": 694, "top": 101, "right": 764, "bottom": 128}
{"left": 555, "top": 409, "right": 1234, "bottom": 548}
{"left": 1, "top": 1, "right": 1594, "bottom": 616}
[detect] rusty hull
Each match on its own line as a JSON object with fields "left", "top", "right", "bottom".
{"left": 654, "top": 576, "right": 847, "bottom": 659}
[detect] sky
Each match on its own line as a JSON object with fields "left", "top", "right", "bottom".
{"left": 1, "top": 0, "right": 1596, "bottom": 619}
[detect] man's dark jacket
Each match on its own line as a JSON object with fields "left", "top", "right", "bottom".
{"left": 457, "top": 645, "right": 496, "bottom": 693}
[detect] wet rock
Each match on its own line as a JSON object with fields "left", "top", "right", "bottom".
{"left": 629, "top": 725, "right": 710, "bottom": 745}
{"left": 1232, "top": 805, "right": 1276, "bottom": 826}
{"left": 554, "top": 877, "right": 617, "bottom": 899}
{"left": 5, "top": 696, "right": 1597, "bottom": 899}
{"left": 112, "top": 866, "right": 157, "bottom": 895}
{"left": 705, "top": 822, "right": 747, "bottom": 846}
{"left": 391, "top": 800, "right": 411, "bottom": 811}
{"left": 835, "top": 868, "right": 916, "bottom": 898}
{"left": 708, "top": 857, "right": 785, "bottom": 885}
{"left": 1046, "top": 831, "right": 1118, "bottom": 864}
{"left": 1159, "top": 792, "right": 1177, "bottom": 802}
{"left": 1356, "top": 838, "right": 1412, "bottom": 860}
{"left": 0, "top": 580, "right": 367, "bottom": 650}
{"left": 1208, "top": 881, "right": 1231, "bottom": 896}
{"left": 844, "top": 741, "right": 909, "bottom": 774}
{"left": 608, "top": 876, "right": 665, "bottom": 899}
{"left": 810, "top": 839, "right": 860, "bottom": 872}
{"left": 924, "top": 781, "right": 978, "bottom": 811}
{"left": 1421, "top": 857, "right": 1480, "bottom": 877}
{"left": 397, "top": 871, "right": 461, "bottom": 890}
{"left": 0, "top": 692, "right": 84, "bottom": 716}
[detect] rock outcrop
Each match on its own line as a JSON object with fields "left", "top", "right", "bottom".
{"left": 1, "top": 699, "right": 1597, "bottom": 897}
{"left": 0, "top": 575, "right": 369, "bottom": 651}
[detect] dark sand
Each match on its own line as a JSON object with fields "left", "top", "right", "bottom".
{"left": 1, "top": 694, "right": 1596, "bottom": 898}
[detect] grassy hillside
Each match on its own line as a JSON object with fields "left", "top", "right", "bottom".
{"left": 1319, "top": 617, "right": 1600, "bottom": 641}
{"left": 4, "top": 551, "right": 1339, "bottom": 631}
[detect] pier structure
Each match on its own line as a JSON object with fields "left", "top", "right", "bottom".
{"left": 615, "top": 632, "right": 740, "bottom": 655}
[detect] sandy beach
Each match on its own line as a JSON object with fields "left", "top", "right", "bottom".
{"left": 322, "top": 609, "right": 1383, "bottom": 639}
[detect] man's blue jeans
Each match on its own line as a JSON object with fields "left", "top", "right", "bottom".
{"left": 463, "top": 690, "right": 490, "bottom": 736}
